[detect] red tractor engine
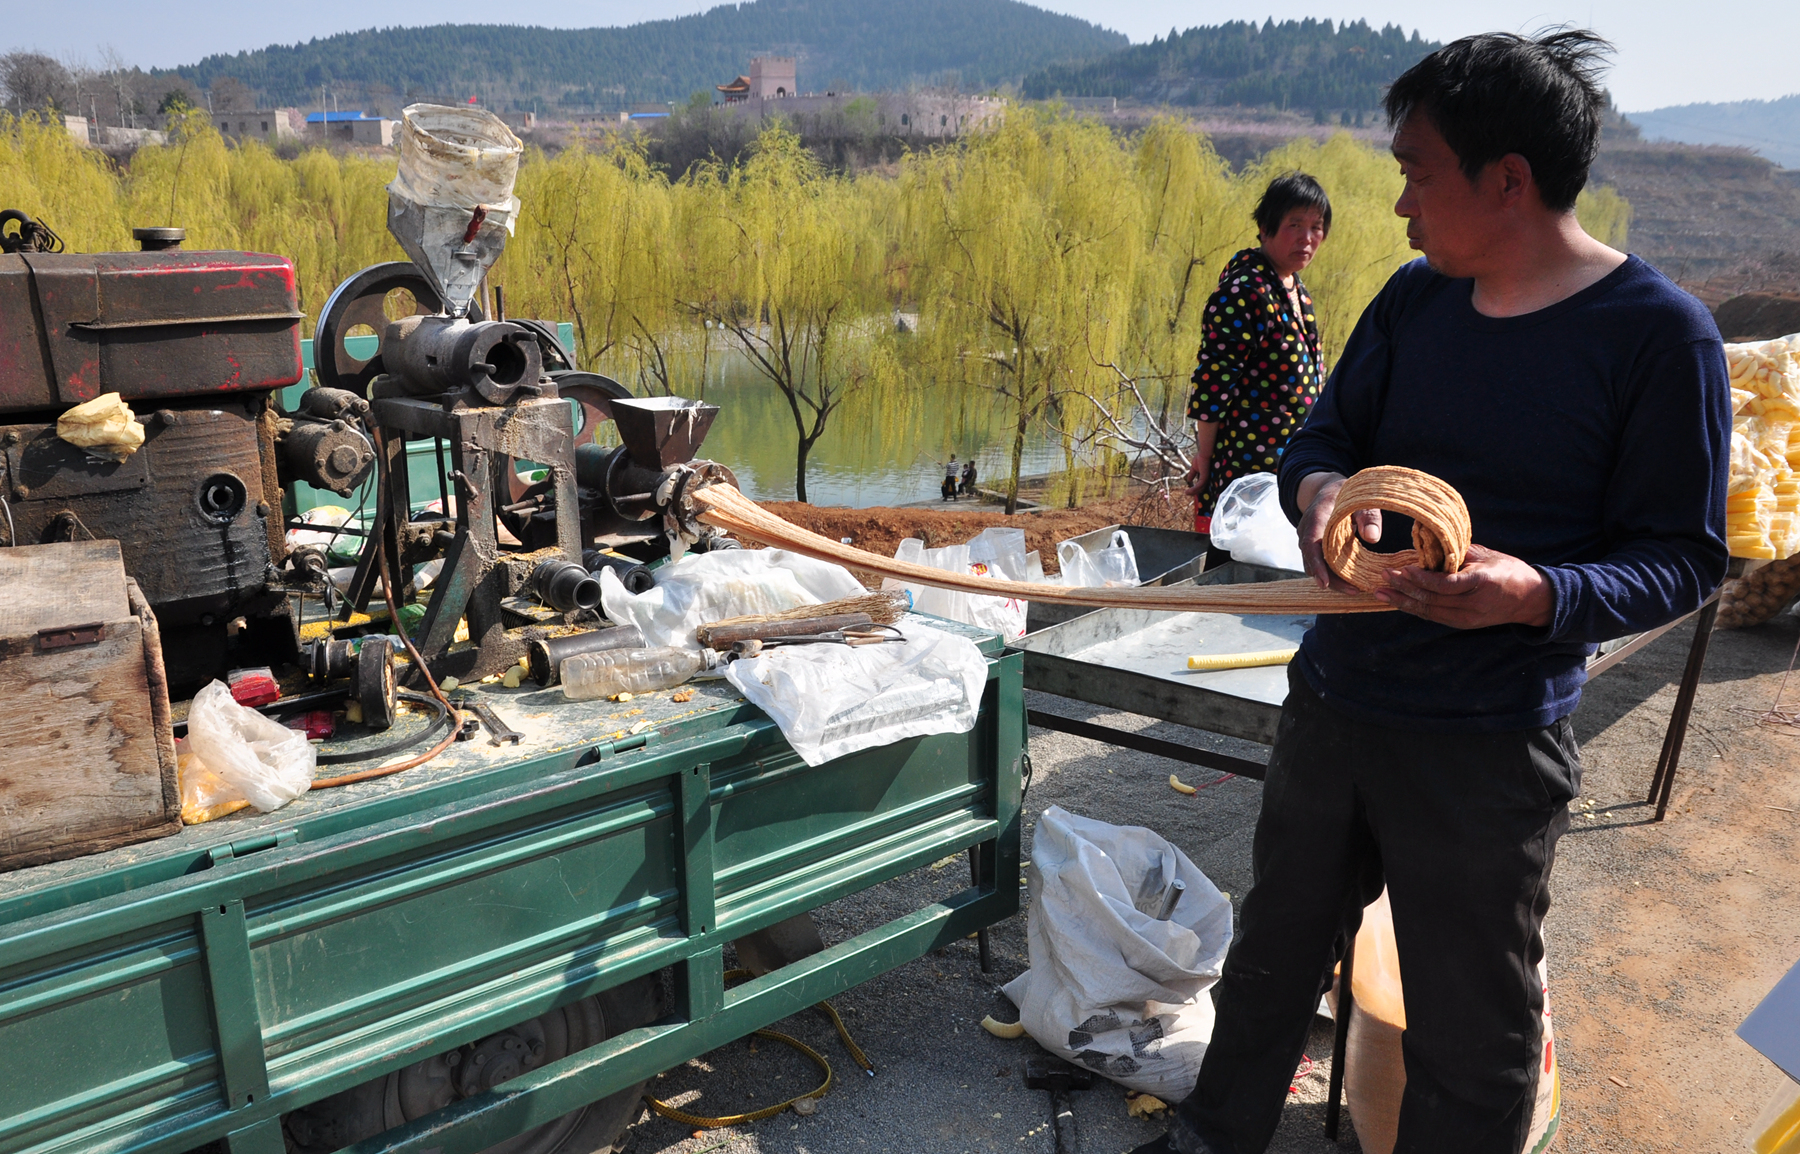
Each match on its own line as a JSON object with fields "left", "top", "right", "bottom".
{"left": 0, "top": 214, "right": 305, "bottom": 693}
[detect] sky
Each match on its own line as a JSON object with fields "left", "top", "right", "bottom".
{"left": 3, "top": 0, "right": 1795, "bottom": 112}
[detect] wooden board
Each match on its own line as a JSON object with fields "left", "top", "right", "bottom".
{"left": 0, "top": 555, "right": 180, "bottom": 872}
{"left": 0, "top": 540, "right": 130, "bottom": 636}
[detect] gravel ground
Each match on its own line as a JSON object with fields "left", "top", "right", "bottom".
{"left": 617, "top": 614, "right": 1800, "bottom": 1154}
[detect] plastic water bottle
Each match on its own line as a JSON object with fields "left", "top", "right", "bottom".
{"left": 560, "top": 646, "right": 718, "bottom": 702}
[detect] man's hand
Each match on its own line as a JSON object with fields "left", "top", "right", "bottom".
{"left": 1376, "top": 544, "right": 1555, "bottom": 630}
{"left": 1297, "top": 472, "right": 1382, "bottom": 592}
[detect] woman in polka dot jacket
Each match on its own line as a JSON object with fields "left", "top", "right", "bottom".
{"left": 1185, "top": 173, "right": 1331, "bottom": 533}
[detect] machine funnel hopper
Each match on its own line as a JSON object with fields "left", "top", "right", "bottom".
{"left": 386, "top": 105, "right": 524, "bottom": 318}
{"left": 610, "top": 396, "right": 720, "bottom": 469}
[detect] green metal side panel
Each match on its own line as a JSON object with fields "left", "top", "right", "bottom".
{"left": 0, "top": 646, "right": 1023, "bottom": 1154}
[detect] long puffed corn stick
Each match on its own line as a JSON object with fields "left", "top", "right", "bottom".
{"left": 1186, "top": 648, "right": 1298, "bottom": 671}
{"left": 691, "top": 483, "right": 1391, "bottom": 615}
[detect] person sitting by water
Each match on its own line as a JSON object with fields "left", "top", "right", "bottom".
{"left": 960, "top": 460, "right": 978, "bottom": 497}
{"left": 1183, "top": 173, "right": 1331, "bottom": 534}
{"left": 942, "top": 454, "right": 960, "bottom": 501}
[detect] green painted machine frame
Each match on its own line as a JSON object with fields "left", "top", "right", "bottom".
{"left": 0, "top": 644, "right": 1025, "bottom": 1154}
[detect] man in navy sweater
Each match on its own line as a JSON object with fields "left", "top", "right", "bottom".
{"left": 1137, "top": 30, "right": 1728, "bottom": 1154}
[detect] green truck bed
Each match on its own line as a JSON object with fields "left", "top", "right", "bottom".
{"left": 0, "top": 618, "right": 1024, "bottom": 1154}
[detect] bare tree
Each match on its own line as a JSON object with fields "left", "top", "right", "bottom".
{"left": 1072, "top": 358, "right": 1198, "bottom": 527}
{"left": 98, "top": 46, "right": 142, "bottom": 128}
{"left": 1, "top": 52, "right": 73, "bottom": 115}
{"left": 211, "top": 76, "right": 253, "bottom": 112}
{"left": 61, "top": 52, "right": 101, "bottom": 128}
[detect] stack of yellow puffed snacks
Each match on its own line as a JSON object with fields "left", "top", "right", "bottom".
{"left": 1725, "top": 334, "right": 1800, "bottom": 559}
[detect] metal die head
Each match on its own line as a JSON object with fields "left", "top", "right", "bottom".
{"left": 381, "top": 314, "right": 544, "bottom": 403}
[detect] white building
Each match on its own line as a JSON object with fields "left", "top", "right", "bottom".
{"left": 216, "top": 109, "right": 302, "bottom": 142}
{"left": 712, "top": 59, "right": 1003, "bottom": 138}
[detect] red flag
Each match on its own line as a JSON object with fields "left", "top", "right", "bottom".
{"left": 467, "top": 95, "right": 477, "bottom": 104}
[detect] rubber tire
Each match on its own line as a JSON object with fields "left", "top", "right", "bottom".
{"left": 523, "top": 972, "right": 668, "bottom": 1154}
{"left": 281, "top": 973, "right": 666, "bottom": 1154}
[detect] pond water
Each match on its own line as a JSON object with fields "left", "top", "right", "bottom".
{"left": 288, "top": 343, "right": 1069, "bottom": 515}
{"left": 655, "top": 351, "right": 1066, "bottom": 507}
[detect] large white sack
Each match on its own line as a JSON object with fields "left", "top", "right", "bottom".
{"left": 722, "top": 621, "right": 988, "bottom": 766}
{"left": 598, "top": 548, "right": 864, "bottom": 648}
{"left": 1003, "top": 806, "right": 1233, "bottom": 1099}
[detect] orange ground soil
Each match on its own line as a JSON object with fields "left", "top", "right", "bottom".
{"left": 754, "top": 492, "right": 1193, "bottom": 576}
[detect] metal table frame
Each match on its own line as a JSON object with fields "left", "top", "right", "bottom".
{"left": 1022, "top": 588, "right": 1727, "bottom": 819}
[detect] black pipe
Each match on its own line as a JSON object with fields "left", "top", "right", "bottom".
{"left": 528, "top": 623, "right": 647, "bottom": 686}
{"left": 583, "top": 549, "right": 656, "bottom": 594}
{"left": 531, "top": 559, "right": 602, "bottom": 613}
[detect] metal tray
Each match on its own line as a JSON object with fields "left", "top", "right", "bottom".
{"left": 1014, "top": 560, "right": 1307, "bottom": 746}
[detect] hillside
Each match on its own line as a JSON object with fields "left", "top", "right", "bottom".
{"left": 1627, "top": 95, "right": 1800, "bottom": 170}
{"left": 158, "top": 0, "right": 1127, "bottom": 113}
{"left": 1020, "top": 18, "right": 1438, "bottom": 114}
{"left": 1589, "top": 141, "right": 1800, "bottom": 301}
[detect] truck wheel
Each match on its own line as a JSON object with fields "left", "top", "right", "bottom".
{"left": 283, "top": 972, "right": 666, "bottom": 1154}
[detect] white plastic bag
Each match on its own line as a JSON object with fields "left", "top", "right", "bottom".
{"left": 390, "top": 104, "right": 523, "bottom": 221}
{"left": 1209, "top": 473, "right": 1304, "bottom": 571}
{"left": 599, "top": 548, "right": 864, "bottom": 648}
{"left": 185, "top": 681, "right": 315, "bottom": 813}
{"left": 722, "top": 622, "right": 989, "bottom": 766}
{"left": 1003, "top": 806, "right": 1233, "bottom": 1099}
{"left": 1057, "top": 530, "right": 1141, "bottom": 588}
{"left": 881, "top": 527, "right": 1029, "bottom": 641}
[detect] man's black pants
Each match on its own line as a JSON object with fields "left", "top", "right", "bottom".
{"left": 1169, "top": 665, "right": 1577, "bottom": 1154}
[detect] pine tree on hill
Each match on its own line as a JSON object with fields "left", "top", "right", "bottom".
{"left": 159, "top": 0, "right": 1127, "bottom": 111}
{"left": 1020, "top": 18, "right": 1440, "bottom": 113}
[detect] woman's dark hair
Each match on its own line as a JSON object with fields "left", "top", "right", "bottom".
{"left": 1253, "top": 173, "right": 1332, "bottom": 239}
{"left": 1384, "top": 29, "right": 1612, "bottom": 212}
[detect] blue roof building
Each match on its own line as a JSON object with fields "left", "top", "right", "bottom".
{"left": 304, "top": 110, "right": 394, "bottom": 145}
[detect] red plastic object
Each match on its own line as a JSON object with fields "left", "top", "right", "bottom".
{"left": 285, "top": 710, "right": 336, "bottom": 741}
{"left": 227, "top": 666, "right": 281, "bottom": 707}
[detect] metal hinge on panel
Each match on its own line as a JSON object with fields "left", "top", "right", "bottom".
{"left": 206, "top": 829, "right": 299, "bottom": 866}
{"left": 577, "top": 731, "right": 660, "bottom": 764}
{"left": 37, "top": 623, "right": 105, "bottom": 650}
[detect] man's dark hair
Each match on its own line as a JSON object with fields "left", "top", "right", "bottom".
{"left": 1384, "top": 29, "right": 1612, "bottom": 212}
{"left": 1254, "top": 173, "right": 1332, "bottom": 239}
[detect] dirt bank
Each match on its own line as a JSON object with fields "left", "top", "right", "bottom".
{"left": 754, "top": 492, "right": 1193, "bottom": 576}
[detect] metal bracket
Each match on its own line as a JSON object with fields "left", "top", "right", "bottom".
{"left": 37, "top": 623, "right": 104, "bottom": 651}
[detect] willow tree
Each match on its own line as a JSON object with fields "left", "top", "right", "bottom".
{"left": 678, "top": 125, "right": 897, "bottom": 503}
{"left": 1090, "top": 118, "right": 1247, "bottom": 497}
{"left": 0, "top": 112, "right": 128, "bottom": 251}
{"left": 1576, "top": 184, "right": 1631, "bottom": 249}
{"left": 504, "top": 137, "right": 697, "bottom": 390}
{"left": 123, "top": 123, "right": 404, "bottom": 336}
{"left": 902, "top": 109, "right": 1140, "bottom": 513}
